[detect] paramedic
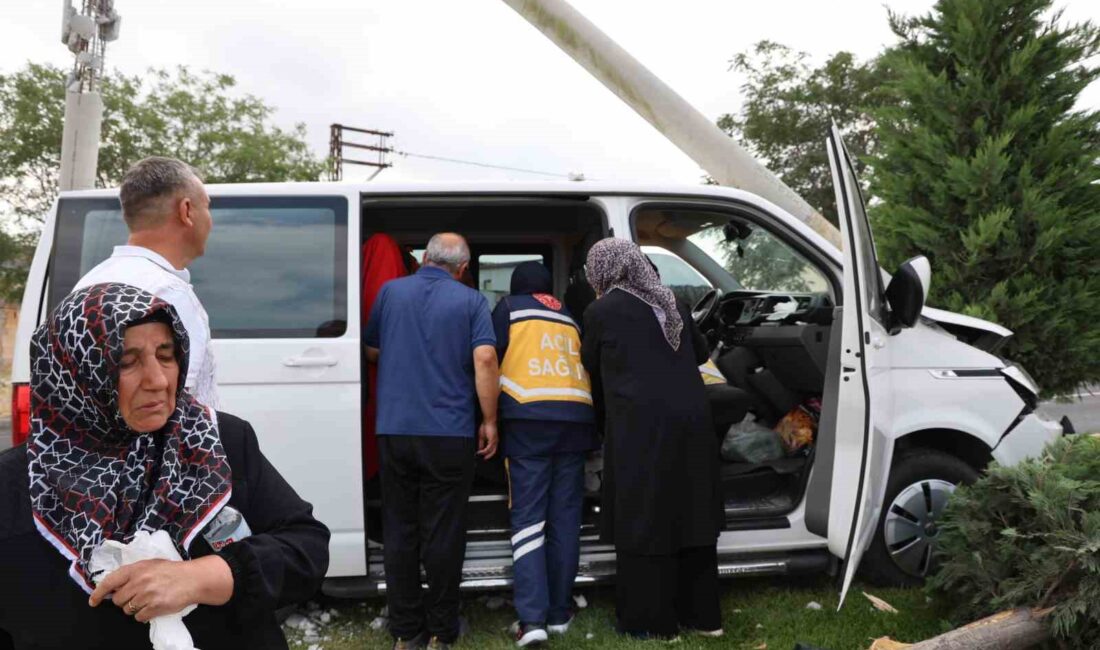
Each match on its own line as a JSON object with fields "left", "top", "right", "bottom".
{"left": 364, "top": 233, "right": 499, "bottom": 650}
{"left": 491, "top": 261, "right": 597, "bottom": 647}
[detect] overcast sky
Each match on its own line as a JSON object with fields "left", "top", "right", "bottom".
{"left": 4, "top": 1, "right": 1099, "bottom": 185}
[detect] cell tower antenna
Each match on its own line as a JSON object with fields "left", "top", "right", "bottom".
{"left": 58, "top": 0, "right": 121, "bottom": 191}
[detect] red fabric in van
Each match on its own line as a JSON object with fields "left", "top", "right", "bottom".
{"left": 361, "top": 234, "right": 407, "bottom": 477}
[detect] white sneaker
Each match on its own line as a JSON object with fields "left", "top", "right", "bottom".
{"left": 547, "top": 613, "right": 574, "bottom": 635}
{"left": 509, "top": 621, "right": 548, "bottom": 647}
{"left": 691, "top": 628, "right": 724, "bottom": 638}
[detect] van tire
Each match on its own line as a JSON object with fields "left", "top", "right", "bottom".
{"left": 860, "top": 449, "right": 978, "bottom": 587}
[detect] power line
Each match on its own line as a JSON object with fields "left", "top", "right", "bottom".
{"left": 393, "top": 149, "right": 572, "bottom": 179}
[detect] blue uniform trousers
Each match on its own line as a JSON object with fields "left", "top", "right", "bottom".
{"left": 506, "top": 452, "right": 586, "bottom": 626}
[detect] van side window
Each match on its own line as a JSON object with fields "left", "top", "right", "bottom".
{"left": 477, "top": 253, "right": 547, "bottom": 308}
{"left": 642, "top": 247, "right": 712, "bottom": 307}
{"left": 50, "top": 196, "right": 348, "bottom": 338}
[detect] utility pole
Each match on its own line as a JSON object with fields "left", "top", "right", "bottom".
{"left": 329, "top": 124, "right": 393, "bottom": 181}
{"left": 499, "top": 0, "right": 841, "bottom": 247}
{"left": 58, "top": 1, "right": 120, "bottom": 191}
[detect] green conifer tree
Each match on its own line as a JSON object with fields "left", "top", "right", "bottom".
{"left": 871, "top": 0, "right": 1100, "bottom": 396}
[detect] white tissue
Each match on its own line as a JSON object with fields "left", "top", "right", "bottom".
{"left": 766, "top": 297, "right": 799, "bottom": 321}
{"left": 89, "top": 530, "right": 199, "bottom": 650}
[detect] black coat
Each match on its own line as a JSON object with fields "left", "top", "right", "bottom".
{"left": 581, "top": 290, "right": 723, "bottom": 555}
{"left": 0, "top": 412, "right": 330, "bottom": 650}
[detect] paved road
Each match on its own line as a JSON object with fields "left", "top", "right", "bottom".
{"left": 1039, "top": 389, "right": 1100, "bottom": 434}
{"left": 0, "top": 419, "right": 11, "bottom": 452}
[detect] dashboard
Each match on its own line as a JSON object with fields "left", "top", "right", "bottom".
{"left": 717, "top": 291, "right": 833, "bottom": 328}
{"left": 704, "top": 291, "right": 835, "bottom": 392}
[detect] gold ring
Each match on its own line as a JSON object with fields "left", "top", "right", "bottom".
{"left": 127, "top": 602, "right": 141, "bottom": 615}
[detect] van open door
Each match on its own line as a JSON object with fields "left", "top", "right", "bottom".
{"left": 805, "top": 124, "right": 892, "bottom": 607}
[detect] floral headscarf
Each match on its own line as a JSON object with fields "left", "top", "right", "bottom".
{"left": 585, "top": 238, "right": 683, "bottom": 350}
{"left": 27, "top": 283, "right": 232, "bottom": 593}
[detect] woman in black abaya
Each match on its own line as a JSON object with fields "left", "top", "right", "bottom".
{"left": 580, "top": 238, "right": 723, "bottom": 639}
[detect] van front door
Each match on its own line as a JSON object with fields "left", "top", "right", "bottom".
{"left": 805, "top": 125, "right": 891, "bottom": 606}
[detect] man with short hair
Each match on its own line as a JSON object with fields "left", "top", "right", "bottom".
{"left": 74, "top": 156, "right": 218, "bottom": 407}
{"left": 365, "top": 232, "right": 499, "bottom": 650}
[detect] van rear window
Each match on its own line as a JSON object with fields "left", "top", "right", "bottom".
{"left": 50, "top": 196, "right": 348, "bottom": 338}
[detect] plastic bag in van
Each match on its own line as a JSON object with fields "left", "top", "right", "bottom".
{"left": 721, "top": 416, "right": 785, "bottom": 463}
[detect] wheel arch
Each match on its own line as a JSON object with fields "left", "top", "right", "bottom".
{"left": 892, "top": 428, "right": 993, "bottom": 473}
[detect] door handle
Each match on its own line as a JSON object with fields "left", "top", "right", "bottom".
{"left": 283, "top": 354, "right": 338, "bottom": 368}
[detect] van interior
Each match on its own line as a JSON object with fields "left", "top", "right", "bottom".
{"left": 360, "top": 197, "right": 838, "bottom": 546}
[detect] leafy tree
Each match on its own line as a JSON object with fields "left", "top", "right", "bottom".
{"left": 0, "top": 63, "right": 326, "bottom": 301}
{"left": 871, "top": 0, "right": 1100, "bottom": 396}
{"left": 0, "top": 231, "right": 34, "bottom": 304}
{"left": 718, "top": 41, "right": 890, "bottom": 225}
{"left": 930, "top": 435, "right": 1100, "bottom": 647}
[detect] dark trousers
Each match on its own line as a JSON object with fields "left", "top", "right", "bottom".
{"left": 506, "top": 452, "right": 586, "bottom": 626}
{"left": 379, "top": 435, "right": 476, "bottom": 643}
{"left": 615, "top": 544, "right": 721, "bottom": 638}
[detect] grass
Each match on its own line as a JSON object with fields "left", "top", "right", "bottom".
{"left": 283, "top": 576, "right": 953, "bottom": 650}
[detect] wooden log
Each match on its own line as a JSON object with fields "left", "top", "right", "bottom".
{"left": 870, "top": 608, "right": 1052, "bottom": 650}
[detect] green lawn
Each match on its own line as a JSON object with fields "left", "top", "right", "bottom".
{"left": 283, "top": 576, "right": 953, "bottom": 649}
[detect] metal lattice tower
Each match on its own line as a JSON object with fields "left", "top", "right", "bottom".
{"left": 61, "top": 1, "right": 120, "bottom": 93}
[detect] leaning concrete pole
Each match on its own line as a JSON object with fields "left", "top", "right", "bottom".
{"left": 59, "top": 90, "right": 104, "bottom": 191}
{"left": 500, "top": 0, "right": 841, "bottom": 247}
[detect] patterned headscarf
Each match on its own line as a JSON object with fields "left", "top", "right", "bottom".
{"left": 27, "top": 283, "right": 232, "bottom": 593}
{"left": 585, "top": 238, "right": 683, "bottom": 350}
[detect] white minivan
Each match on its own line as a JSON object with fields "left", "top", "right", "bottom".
{"left": 9, "top": 129, "right": 1068, "bottom": 604}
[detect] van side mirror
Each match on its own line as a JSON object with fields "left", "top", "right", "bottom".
{"left": 885, "top": 255, "right": 930, "bottom": 332}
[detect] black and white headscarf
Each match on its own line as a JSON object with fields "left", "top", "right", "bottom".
{"left": 585, "top": 238, "right": 684, "bottom": 350}
{"left": 27, "top": 283, "right": 232, "bottom": 593}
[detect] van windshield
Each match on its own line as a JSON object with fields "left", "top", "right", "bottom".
{"left": 687, "top": 224, "right": 829, "bottom": 294}
{"left": 634, "top": 208, "right": 829, "bottom": 295}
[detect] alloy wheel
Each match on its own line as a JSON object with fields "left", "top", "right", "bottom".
{"left": 883, "top": 479, "right": 957, "bottom": 577}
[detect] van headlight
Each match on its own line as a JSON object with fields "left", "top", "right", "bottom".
{"left": 1000, "top": 363, "right": 1039, "bottom": 409}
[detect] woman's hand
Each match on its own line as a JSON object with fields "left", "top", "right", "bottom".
{"left": 88, "top": 556, "right": 234, "bottom": 623}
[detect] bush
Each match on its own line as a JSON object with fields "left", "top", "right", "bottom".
{"left": 929, "top": 435, "right": 1100, "bottom": 647}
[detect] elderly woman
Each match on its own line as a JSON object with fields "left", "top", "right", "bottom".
{"left": 0, "top": 283, "right": 329, "bottom": 650}
{"left": 580, "top": 239, "right": 723, "bottom": 640}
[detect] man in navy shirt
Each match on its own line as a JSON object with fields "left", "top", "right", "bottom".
{"left": 365, "top": 232, "right": 499, "bottom": 650}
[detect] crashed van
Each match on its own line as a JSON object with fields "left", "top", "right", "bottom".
{"left": 9, "top": 128, "right": 1070, "bottom": 603}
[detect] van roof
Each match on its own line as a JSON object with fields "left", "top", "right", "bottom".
{"left": 57, "top": 179, "right": 763, "bottom": 202}
{"left": 56, "top": 180, "right": 840, "bottom": 258}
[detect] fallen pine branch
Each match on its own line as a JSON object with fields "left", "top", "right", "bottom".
{"left": 868, "top": 608, "right": 1052, "bottom": 650}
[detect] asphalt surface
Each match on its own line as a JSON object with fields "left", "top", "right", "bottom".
{"left": 0, "top": 419, "right": 10, "bottom": 452}
{"left": 1038, "top": 389, "right": 1100, "bottom": 435}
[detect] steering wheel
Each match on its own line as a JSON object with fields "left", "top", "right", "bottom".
{"left": 691, "top": 288, "right": 721, "bottom": 326}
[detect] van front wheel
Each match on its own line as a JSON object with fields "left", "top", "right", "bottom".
{"left": 859, "top": 449, "right": 978, "bottom": 587}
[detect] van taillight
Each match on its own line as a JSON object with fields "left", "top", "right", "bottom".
{"left": 11, "top": 383, "right": 30, "bottom": 446}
